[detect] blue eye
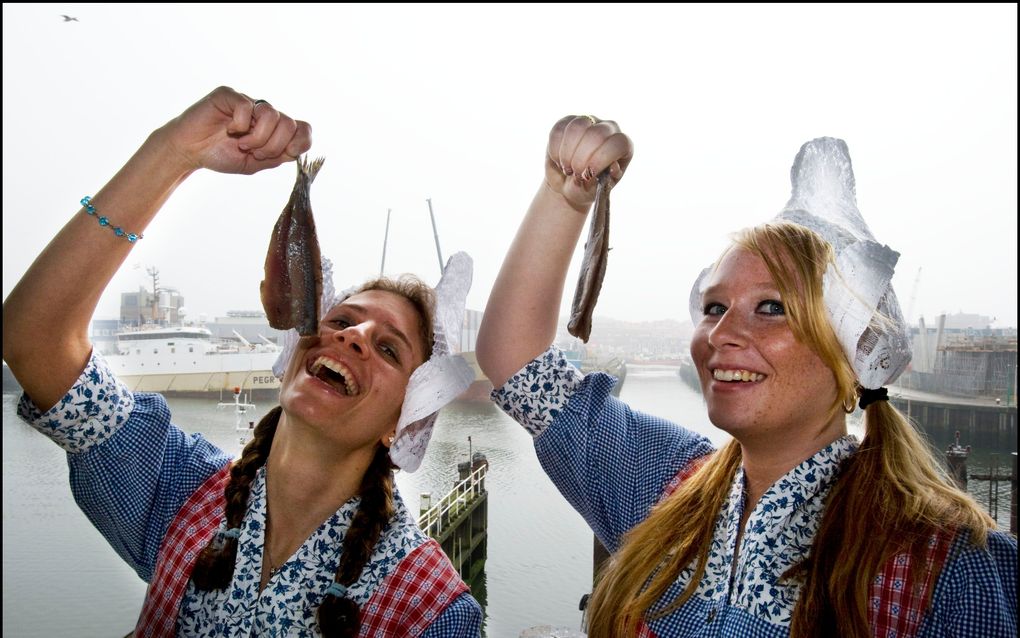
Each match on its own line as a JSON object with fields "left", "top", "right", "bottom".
{"left": 758, "top": 300, "right": 785, "bottom": 315}
{"left": 702, "top": 302, "right": 726, "bottom": 316}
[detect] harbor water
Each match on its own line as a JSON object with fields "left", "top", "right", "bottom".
{"left": 2, "top": 365, "right": 1014, "bottom": 637}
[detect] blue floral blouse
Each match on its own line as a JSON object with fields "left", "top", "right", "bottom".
{"left": 493, "top": 346, "right": 1016, "bottom": 637}
{"left": 18, "top": 351, "right": 481, "bottom": 636}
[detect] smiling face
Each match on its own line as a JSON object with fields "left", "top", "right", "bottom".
{"left": 690, "top": 246, "right": 844, "bottom": 443}
{"left": 278, "top": 289, "right": 429, "bottom": 452}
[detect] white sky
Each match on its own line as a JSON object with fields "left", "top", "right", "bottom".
{"left": 3, "top": 3, "right": 1017, "bottom": 330}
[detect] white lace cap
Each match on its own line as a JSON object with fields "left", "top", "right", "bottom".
{"left": 272, "top": 252, "right": 475, "bottom": 472}
{"left": 689, "top": 137, "right": 911, "bottom": 389}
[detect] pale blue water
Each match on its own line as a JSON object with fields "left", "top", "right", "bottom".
{"left": 2, "top": 367, "right": 1012, "bottom": 637}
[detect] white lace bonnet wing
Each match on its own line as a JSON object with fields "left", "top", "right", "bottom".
{"left": 272, "top": 252, "right": 475, "bottom": 472}
{"left": 689, "top": 138, "right": 911, "bottom": 389}
{"left": 389, "top": 251, "right": 475, "bottom": 472}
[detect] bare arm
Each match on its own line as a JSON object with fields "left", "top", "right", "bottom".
{"left": 476, "top": 116, "right": 632, "bottom": 387}
{"left": 2, "top": 86, "right": 311, "bottom": 411}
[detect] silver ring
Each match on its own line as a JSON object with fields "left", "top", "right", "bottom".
{"left": 252, "top": 99, "right": 270, "bottom": 109}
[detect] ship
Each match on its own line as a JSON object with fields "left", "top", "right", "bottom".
{"left": 103, "top": 325, "right": 283, "bottom": 398}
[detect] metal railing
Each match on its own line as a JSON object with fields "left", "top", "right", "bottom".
{"left": 418, "top": 463, "right": 487, "bottom": 538}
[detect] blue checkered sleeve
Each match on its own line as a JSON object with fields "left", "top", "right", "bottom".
{"left": 420, "top": 592, "right": 483, "bottom": 637}
{"left": 17, "top": 351, "right": 231, "bottom": 582}
{"left": 923, "top": 530, "right": 1017, "bottom": 636}
{"left": 493, "top": 347, "right": 716, "bottom": 553}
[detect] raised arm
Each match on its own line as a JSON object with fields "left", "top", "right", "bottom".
{"left": 475, "top": 115, "right": 632, "bottom": 387}
{"left": 2, "top": 86, "right": 311, "bottom": 411}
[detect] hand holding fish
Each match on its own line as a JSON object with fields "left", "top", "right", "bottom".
{"left": 544, "top": 115, "right": 632, "bottom": 341}
{"left": 159, "top": 86, "right": 312, "bottom": 176}
{"left": 544, "top": 115, "right": 632, "bottom": 214}
{"left": 3, "top": 86, "right": 312, "bottom": 412}
{"left": 475, "top": 115, "right": 634, "bottom": 384}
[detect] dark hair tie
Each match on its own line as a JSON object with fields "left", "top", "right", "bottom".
{"left": 859, "top": 387, "right": 889, "bottom": 410}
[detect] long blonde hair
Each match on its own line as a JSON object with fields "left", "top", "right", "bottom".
{"left": 586, "top": 222, "right": 994, "bottom": 637}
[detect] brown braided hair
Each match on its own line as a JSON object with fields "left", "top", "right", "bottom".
{"left": 190, "top": 276, "right": 435, "bottom": 633}
{"left": 189, "top": 411, "right": 396, "bottom": 636}
{"left": 191, "top": 405, "right": 281, "bottom": 590}
{"left": 316, "top": 444, "right": 396, "bottom": 636}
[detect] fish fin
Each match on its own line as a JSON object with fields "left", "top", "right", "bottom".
{"left": 297, "top": 155, "right": 326, "bottom": 183}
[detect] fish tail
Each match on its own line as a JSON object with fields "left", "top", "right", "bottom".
{"left": 297, "top": 156, "right": 326, "bottom": 183}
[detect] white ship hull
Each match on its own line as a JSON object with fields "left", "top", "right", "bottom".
{"left": 105, "top": 326, "right": 283, "bottom": 397}
{"left": 107, "top": 351, "right": 282, "bottom": 396}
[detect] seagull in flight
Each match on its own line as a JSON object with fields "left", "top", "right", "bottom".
{"left": 61, "top": 15, "right": 79, "bottom": 22}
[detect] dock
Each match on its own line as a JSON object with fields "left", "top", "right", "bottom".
{"left": 418, "top": 453, "right": 489, "bottom": 587}
{"left": 889, "top": 386, "right": 1017, "bottom": 449}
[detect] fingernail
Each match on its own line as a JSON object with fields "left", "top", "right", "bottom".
{"left": 564, "top": 166, "right": 573, "bottom": 176}
{"left": 253, "top": 151, "right": 265, "bottom": 160}
{"left": 238, "top": 144, "right": 250, "bottom": 151}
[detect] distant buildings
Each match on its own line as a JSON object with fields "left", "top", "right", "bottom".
{"left": 206, "top": 310, "right": 287, "bottom": 346}
{"left": 95, "top": 286, "right": 486, "bottom": 358}
{"left": 120, "top": 285, "right": 185, "bottom": 327}
{"left": 554, "top": 317, "right": 693, "bottom": 363}
{"left": 900, "top": 313, "right": 1017, "bottom": 401}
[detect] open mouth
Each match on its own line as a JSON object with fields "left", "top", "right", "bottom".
{"left": 712, "top": 368, "right": 764, "bottom": 383}
{"left": 309, "top": 356, "right": 361, "bottom": 396}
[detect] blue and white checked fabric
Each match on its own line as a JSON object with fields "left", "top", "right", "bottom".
{"left": 19, "top": 351, "right": 482, "bottom": 636}
{"left": 18, "top": 352, "right": 231, "bottom": 582}
{"left": 493, "top": 346, "right": 1017, "bottom": 637}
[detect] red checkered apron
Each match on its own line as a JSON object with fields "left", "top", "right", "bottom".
{"left": 132, "top": 464, "right": 468, "bottom": 637}
{"left": 134, "top": 464, "right": 230, "bottom": 637}
{"left": 868, "top": 531, "right": 955, "bottom": 637}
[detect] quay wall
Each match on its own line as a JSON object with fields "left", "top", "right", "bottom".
{"left": 675, "top": 360, "right": 1017, "bottom": 448}
{"left": 891, "top": 396, "right": 1016, "bottom": 449}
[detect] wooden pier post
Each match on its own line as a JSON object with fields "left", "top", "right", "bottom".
{"left": 1012, "top": 453, "right": 1017, "bottom": 535}
{"left": 418, "top": 453, "right": 489, "bottom": 588}
{"left": 593, "top": 536, "right": 610, "bottom": 583}
{"left": 944, "top": 431, "right": 970, "bottom": 491}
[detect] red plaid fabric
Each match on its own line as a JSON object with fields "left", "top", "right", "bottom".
{"left": 132, "top": 464, "right": 467, "bottom": 636}
{"left": 358, "top": 539, "right": 469, "bottom": 636}
{"left": 134, "top": 463, "right": 230, "bottom": 637}
{"left": 659, "top": 453, "right": 711, "bottom": 501}
{"left": 869, "top": 530, "right": 955, "bottom": 637}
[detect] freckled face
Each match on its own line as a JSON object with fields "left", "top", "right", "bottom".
{"left": 690, "top": 248, "right": 840, "bottom": 442}
{"left": 279, "top": 290, "right": 427, "bottom": 450}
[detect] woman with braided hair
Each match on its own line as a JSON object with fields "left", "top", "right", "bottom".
{"left": 476, "top": 116, "right": 1015, "bottom": 636}
{"left": 3, "top": 86, "right": 481, "bottom": 636}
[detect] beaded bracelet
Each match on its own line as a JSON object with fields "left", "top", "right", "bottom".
{"left": 81, "top": 196, "right": 143, "bottom": 242}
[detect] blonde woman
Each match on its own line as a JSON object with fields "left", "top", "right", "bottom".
{"left": 476, "top": 116, "right": 1016, "bottom": 637}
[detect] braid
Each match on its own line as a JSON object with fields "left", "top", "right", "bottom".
{"left": 191, "top": 406, "right": 281, "bottom": 590}
{"left": 317, "top": 445, "right": 396, "bottom": 637}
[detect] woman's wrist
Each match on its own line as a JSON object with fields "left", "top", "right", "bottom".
{"left": 141, "top": 124, "right": 200, "bottom": 185}
{"left": 537, "top": 179, "right": 591, "bottom": 217}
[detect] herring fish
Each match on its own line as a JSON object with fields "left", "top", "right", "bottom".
{"left": 260, "top": 156, "right": 325, "bottom": 336}
{"left": 567, "top": 171, "right": 612, "bottom": 342}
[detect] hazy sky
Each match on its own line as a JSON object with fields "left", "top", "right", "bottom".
{"left": 3, "top": 3, "right": 1017, "bottom": 331}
